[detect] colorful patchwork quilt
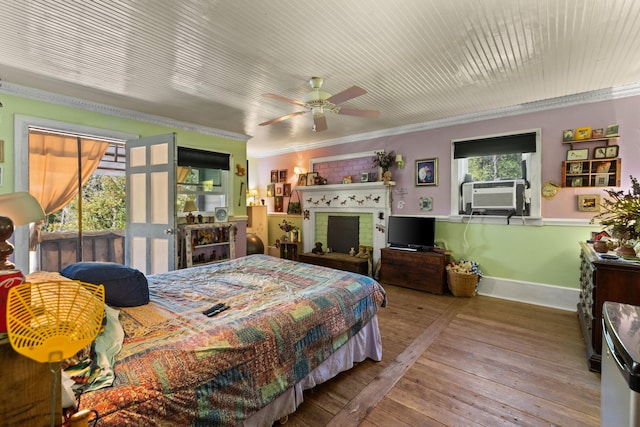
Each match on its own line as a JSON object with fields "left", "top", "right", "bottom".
{"left": 78, "top": 254, "right": 386, "bottom": 425}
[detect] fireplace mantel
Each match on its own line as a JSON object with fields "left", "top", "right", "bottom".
{"left": 297, "top": 182, "right": 394, "bottom": 266}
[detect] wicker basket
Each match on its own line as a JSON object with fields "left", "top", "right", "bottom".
{"left": 447, "top": 270, "right": 479, "bottom": 297}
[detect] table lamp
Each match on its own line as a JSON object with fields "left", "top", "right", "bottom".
{"left": 184, "top": 200, "right": 197, "bottom": 224}
{"left": 247, "top": 189, "right": 259, "bottom": 205}
{"left": 0, "top": 192, "right": 46, "bottom": 270}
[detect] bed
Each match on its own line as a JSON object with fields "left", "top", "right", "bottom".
{"left": 56, "top": 254, "right": 386, "bottom": 426}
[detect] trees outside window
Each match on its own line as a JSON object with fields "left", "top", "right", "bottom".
{"left": 42, "top": 175, "right": 126, "bottom": 232}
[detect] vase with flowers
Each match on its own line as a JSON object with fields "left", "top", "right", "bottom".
{"left": 591, "top": 175, "right": 640, "bottom": 257}
{"left": 372, "top": 150, "right": 396, "bottom": 181}
{"left": 279, "top": 219, "right": 300, "bottom": 242}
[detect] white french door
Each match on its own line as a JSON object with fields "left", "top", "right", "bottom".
{"left": 125, "top": 133, "right": 176, "bottom": 275}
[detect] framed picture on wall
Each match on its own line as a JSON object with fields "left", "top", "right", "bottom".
{"left": 569, "top": 163, "right": 583, "bottom": 174}
{"left": 605, "top": 124, "right": 619, "bottom": 137}
{"left": 578, "top": 194, "right": 600, "bottom": 212}
{"left": 279, "top": 169, "right": 288, "bottom": 182}
{"left": 415, "top": 158, "right": 438, "bottom": 186}
{"left": 593, "top": 147, "right": 607, "bottom": 159}
{"left": 605, "top": 145, "right": 619, "bottom": 158}
{"left": 419, "top": 196, "right": 433, "bottom": 211}
{"left": 283, "top": 183, "right": 292, "bottom": 197}
{"left": 595, "top": 173, "right": 609, "bottom": 186}
{"left": 266, "top": 183, "right": 275, "bottom": 197}
{"left": 270, "top": 170, "right": 279, "bottom": 183}
{"left": 574, "top": 126, "right": 592, "bottom": 140}
{"left": 562, "top": 129, "right": 575, "bottom": 142}
{"left": 566, "top": 148, "right": 589, "bottom": 161}
{"left": 274, "top": 196, "right": 284, "bottom": 212}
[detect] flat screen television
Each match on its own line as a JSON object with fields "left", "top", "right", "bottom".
{"left": 387, "top": 216, "right": 435, "bottom": 251}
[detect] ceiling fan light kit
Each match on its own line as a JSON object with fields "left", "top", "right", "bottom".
{"left": 260, "top": 77, "right": 380, "bottom": 131}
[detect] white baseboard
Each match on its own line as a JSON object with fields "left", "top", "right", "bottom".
{"left": 477, "top": 276, "right": 579, "bottom": 312}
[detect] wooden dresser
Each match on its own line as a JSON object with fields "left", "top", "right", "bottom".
{"left": 0, "top": 340, "right": 61, "bottom": 425}
{"left": 379, "top": 248, "right": 450, "bottom": 294}
{"left": 298, "top": 252, "right": 369, "bottom": 276}
{"left": 577, "top": 241, "right": 640, "bottom": 371}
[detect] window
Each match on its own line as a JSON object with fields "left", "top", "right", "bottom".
{"left": 14, "top": 115, "right": 137, "bottom": 273}
{"left": 451, "top": 129, "right": 541, "bottom": 219}
{"left": 176, "top": 147, "right": 230, "bottom": 214}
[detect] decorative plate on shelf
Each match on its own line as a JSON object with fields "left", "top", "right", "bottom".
{"left": 214, "top": 207, "right": 228, "bottom": 222}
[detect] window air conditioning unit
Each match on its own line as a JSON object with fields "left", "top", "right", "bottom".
{"left": 461, "top": 179, "right": 528, "bottom": 215}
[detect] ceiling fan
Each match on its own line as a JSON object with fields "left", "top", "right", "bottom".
{"left": 259, "top": 77, "right": 380, "bottom": 132}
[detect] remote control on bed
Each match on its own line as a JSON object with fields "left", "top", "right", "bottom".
{"left": 206, "top": 304, "right": 229, "bottom": 317}
{"left": 203, "top": 303, "right": 225, "bottom": 315}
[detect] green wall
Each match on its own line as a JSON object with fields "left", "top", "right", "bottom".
{"left": 267, "top": 214, "right": 303, "bottom": 246}
{"left": 0, "top": 93, "right": 247, "bottom": 216}
{"left": 437, "top": 221, "right": 600, "bottom": 288}
{"left": 0, "top": 93, "right": 601, "bottom": 290}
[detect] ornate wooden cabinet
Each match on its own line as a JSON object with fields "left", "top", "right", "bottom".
{"left": 577, "top": 241, "right": 640, "bottom": 371}
{"left": 379, "top": 248, "right": 450, "bottom": 294}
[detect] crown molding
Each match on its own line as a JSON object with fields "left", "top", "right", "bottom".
{"left": 0, "top": 81, "right": 250, "bottom": 142}
{"left": 4, "top": 80, "right": 639, "bottom": 157}
{"left": 252, "top": 82, "right": 640, "bottom": 158}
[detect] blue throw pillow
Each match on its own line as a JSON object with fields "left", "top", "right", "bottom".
{"left": 60, "top": 262, "right": 149, "bottom": 307}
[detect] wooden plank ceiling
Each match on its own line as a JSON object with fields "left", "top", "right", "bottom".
{"left": 1, "top": 0, "right": 639, "bottom": 156}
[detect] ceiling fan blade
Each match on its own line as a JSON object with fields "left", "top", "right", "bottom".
{"left": 313, "top": 115, "right": 328, "bottom": 132}
{"left": 326, "top": 86, "right": 367, "bottom": 105}
{"left": 259, "top": 111, "right": 307, "bottom": 126}
{"left": 262, "top": 93, "right": 306, "bottom": 107}
{"left": 337, "top": 107, "right": 380, "bottom": 118}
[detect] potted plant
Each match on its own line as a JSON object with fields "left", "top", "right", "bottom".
{"left": 591, "top": 175, "right": 640, "bottom": 257}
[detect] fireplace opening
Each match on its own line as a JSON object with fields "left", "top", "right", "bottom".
{"left": 327, "top": 216, "right": 359, "bottom": 254}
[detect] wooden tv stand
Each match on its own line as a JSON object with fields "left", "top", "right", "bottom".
{"left": 380, "top": 248, "right": 450, "bottom": 294}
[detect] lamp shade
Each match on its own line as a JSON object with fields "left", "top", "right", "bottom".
{"left": 183, "top": 201, "right": 197, "bottom": 213}
{"left": 0, "top": 192, "right": 45, "bottom": 225}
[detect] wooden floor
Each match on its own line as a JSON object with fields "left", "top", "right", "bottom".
{"left": 282, "top": 284, "right": 601, "bottom": 426}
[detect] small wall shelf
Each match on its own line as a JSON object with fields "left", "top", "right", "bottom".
{"left": 562, "top": 136, "right": 618, "bottom": 147}
{"left": 562, "top": 158, "right": 621, "bottom": 187}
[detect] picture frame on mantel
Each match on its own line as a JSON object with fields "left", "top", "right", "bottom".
{"left": 306, "top": 172, "right": 318, "bottom": 186}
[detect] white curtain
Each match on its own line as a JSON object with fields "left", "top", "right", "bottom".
{"left": 29, "top": 131, "right": 109, "bottom": 215}
{"left": 28, "top": 131, "right": 110, "bottom": 248}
